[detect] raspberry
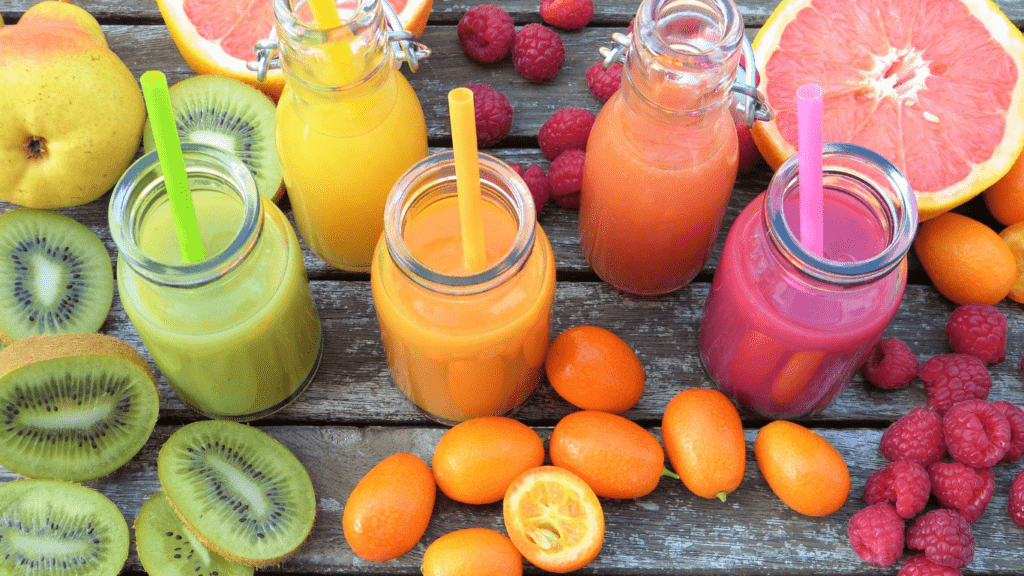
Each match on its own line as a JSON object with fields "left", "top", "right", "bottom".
{"left": 879, "top": 406, "right": 946, "bottom": 467}
{"left": 946, "top": 303, "right": 1007, "bottom": 364}
{"left": 848, "top": 502, "right": 905, "bottom": 568}
{"left": 540, "top": 0, "right": 594, "bottom": 30}
{"left": 899, "top": 554, "right": 963, "bottom": 576}
{"left": 863, "top": 460, "right": 931, "bottom": 518}
{"left": 919, "top": 354, "right": 992, "bottom": 415}
{"left": 928, "top": 462, "right": 995, "bottom": 523}
{"left": 547, "top": 149, "right": 585, "bottom": 209}
{"left": 466, "top": 84, "right": 513, "bottom": 147}
{"left": 862, "top": 338, "right": 919, "bottom": 389}
{"left": 906, "top": 509, "right": 975, "bottom": 569}
{"left": 513, "top": 23, "right": 565, "bottom": 83}
{"left": 458, "top": 4, "right": 515, "bottom": 63}
{"left": 586, "top": 60, "right": 623, "bottom": 103}
{"left": 943, "top": 399, "right": 1011, "bottom": 468}
{"left": 991, "top": 400, "right": 1024, "bottom": 462}
{"left": 511, "top": 163, "right": 551, "bottom": 214}
{"left": 538, "top": 108, "right": 596, "bottom": 161}
{"left": 1010, "top": 469, "right": 1024, "bottom": 528}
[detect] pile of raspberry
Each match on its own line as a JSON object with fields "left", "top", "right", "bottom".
{"left": 455, "top": 2, "right": 626, "bottom": 214}
{"left": 849, "top": 304, "right": 1024, "bottom": 574}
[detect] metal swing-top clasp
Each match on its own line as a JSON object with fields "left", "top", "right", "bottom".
{"left": 248, "top": 0, "right": 431, "bottom": 82}
{"left": 598, "top": 32, "right": 773, "bottom": 127}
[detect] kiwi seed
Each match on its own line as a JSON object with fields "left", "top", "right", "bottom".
{"left": 157, "top": 420, "right": 316, "bottom": 567}
{"left": 0, "top": 333, "right": 160, "bottom": 481}
{"left": 142, "top": 75, "right": 285, "bottom": 202}
{"left": 0, "top": 209, "right": 114, "bottom": 344}
{"left": 135, "top": 491, "right": 254, "bottom": 576}
{"left": 0, "top": 478, "right": 129, "bottom": 576}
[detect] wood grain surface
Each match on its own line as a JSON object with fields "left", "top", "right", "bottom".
{"left": 2, "top": 0, "right": 1024, "bottom": 575}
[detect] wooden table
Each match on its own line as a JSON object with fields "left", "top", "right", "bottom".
{"left": 3, "top": 0, "right": 1024, "bottom": 574}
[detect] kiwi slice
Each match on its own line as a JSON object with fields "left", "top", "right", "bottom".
{"left": 142, "top": 75, "right": 285, "bottom": 202}
{"left": 0, "top": 333, "right": 160, "bottom": 481}
{"left": 0, "top": 209, "right": 114, "bottom": 345}
{"left": 157, "top": 420, "right": 316, "bottom": 567}
{"left": 135, "top": 491, "right": 254, "bottom": 576}
{"left": 0, "top": 478, "right": 129, "bottom": 576}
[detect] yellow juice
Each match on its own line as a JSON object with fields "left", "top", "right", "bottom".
{"left": 117, "top": 189, "right": 322, "bottom": 420}
{"left": 276, "top": 66, "right": 428, "bottom": 272}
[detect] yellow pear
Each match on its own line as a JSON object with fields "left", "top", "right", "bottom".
{"left": 0, "top": 1, "right": 145, "bottom": 209}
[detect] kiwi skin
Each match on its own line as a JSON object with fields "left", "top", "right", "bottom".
{"left": 0, "top": 333, "right": 160, "bottom": 481}
{"left": 157, "top": 420, "right": 317, "bottom": 568}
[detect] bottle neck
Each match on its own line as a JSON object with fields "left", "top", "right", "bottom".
{"left": 383, "top": 152, "right": 537, "bottom": 296}
{"left": 762, "top": 143, "right": 919, "bottom": 286}
{"left": 620, "top": 0, "right": 744, "bottom": 118}
{"left": 109, "top": 144, "right": 263, "bottom": 288}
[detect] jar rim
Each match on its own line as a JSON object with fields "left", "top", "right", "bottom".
{"left": 383, "top": 151, "right": 537, "bottom": 293}
{"left": 108, "top": 143, "right": 262, "bottom": 287}
{"left": 636, "top": 0, "right": 744, "bottom": 63}
{"left": 765, "top": 142, "right": 919, "bottom": 283}
{"left": 274, "top": 0, "right": 378, "bottom": 43}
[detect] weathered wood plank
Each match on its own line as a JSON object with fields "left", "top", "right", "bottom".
{"left": 2, "top": 426, "right": 1022, "bottom": 575}
{"left": 66, "top": 279, "right": 1024, "bottom": 426}
{"left": 6, "top": 0, "right": 1024, "bottom": 27}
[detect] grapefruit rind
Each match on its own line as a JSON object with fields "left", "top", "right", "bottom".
{"left": 750, "top": 0, "right": 1024, "bottom": 221}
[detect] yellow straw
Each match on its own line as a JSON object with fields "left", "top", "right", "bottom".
{"left": 448, "top": 88, "right": 487, "bottom": 273}
{"left": 306, "top": 0, "right": 358, "bottom": 85}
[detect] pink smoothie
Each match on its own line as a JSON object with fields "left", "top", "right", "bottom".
{"left": 699, "top": 189, "right": 907, "bottom": 417}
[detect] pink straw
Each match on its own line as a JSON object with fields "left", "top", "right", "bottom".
{"left": 797, "top": 83, "right": 824, "bottom": 257}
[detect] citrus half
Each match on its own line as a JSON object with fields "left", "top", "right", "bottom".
{"left": 751, "top": 0, "right": 1024, "bottom": 220}
{"left": 156, "top": 0, "right": 433, "bottom": 100}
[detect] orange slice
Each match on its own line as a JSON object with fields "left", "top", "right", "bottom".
{"left": 155, "top": 0, "right": 433, "bottom": 101}
{"left": 503, "top": 466, "right": 604, "bottom": 573}
{"left": 751, "top": 0, "right": 1024, "bottom": 221}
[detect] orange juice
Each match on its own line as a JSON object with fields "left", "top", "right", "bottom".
{"left": 273, "top": 0, "right": 428, "bottom": 272}
{"left": 371, "top": 153, "right": 556, "bottom": 424}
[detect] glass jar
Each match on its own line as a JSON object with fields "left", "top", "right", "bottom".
{"left": 109, "top": 143, "right": 323, "bottom": 421}
{"left": 274, "top": 0, "right": 428, "bottom": 271}
{"left": 371, "top": 152, "right": 557, "bottom": 425}
{"left": 698, "top": 143, "right": 918, "bottom": 418}
{"left": 580, "top": 0, "right": 745, "bottom": 295}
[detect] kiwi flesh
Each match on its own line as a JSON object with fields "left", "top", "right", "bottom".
{"left": 0, "top": 478, "right": 130, "bottom": 576}
{"left": 0, "top": 333, "right": 160, "bottom": 481}
{"left": 135, "top": 491, "right": 254, "bottom": 576}
{"left": 0, "top": 209, "right": 114, "bottom": 345}
{"left": 157, "top": 420, "right": 316, "bottom": 567}
{"left": 142, "top": 75, "right": 285, "bottom": 202}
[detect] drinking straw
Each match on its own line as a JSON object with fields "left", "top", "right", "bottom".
{"left": 448, "top": 87, "right": 488, "bottom": 273}
{"left": 139, "top": 70, "right": 206, "bottom": 264}
{"left": 307, "top": 0, "right": 357, "bottom": 84}
{"left": 796, "top": 83, "right": 824, "bottom": 257}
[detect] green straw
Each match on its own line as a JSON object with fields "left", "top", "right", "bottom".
{"left": 139, "top": 70, "right": 206, "bottom": 264}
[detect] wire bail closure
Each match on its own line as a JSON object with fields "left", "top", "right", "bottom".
{"left": 248, "top": 0, "right": 431, "bottom": 81}
{"left": 598, "top": 32, "right": 773, "bottom": 127}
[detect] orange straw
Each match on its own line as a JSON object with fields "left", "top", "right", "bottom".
{"left": 448, "top": 87, "right": 487, "bottom": 273}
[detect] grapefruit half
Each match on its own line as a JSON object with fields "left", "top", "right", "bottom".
{"left": 156, "top": 0, "right": 433, "bottom": 101}
{"left": 751, "top": 0, "right": 1024, "bottom": 220}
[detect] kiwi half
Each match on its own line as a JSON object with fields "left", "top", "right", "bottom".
{"left": 142, "top": 75, "right": 285, "bottom": 202}
{"left": 135, "top": 491, "right": 254, "bottom": 576}
{"left": 0, "top": 209, "right": 114, "bottom": 345}
{"left": 0, "top": 333, "right": 160, "bottom": 481}
{"left": 157, "top": 420, "right": 316, "bottom": 567}
{"left": 0, "top": 478, "right": 130, "bottom": 576}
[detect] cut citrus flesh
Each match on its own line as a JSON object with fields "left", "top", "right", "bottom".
{"left": 751, "top": 0, "right": 1024, "bottom": 220}
{"left": 503, "top": 466, "right": 604, "bottom": 573}
{"left": 155, "top": 0, "right": 433, "bottom": 100}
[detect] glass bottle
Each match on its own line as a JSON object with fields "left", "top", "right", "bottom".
{"left": 371, "top": 152, "right": 557, "bottom": 425}
{"left": 109, "top": 143, "right": 323, "bottom": 421}
{"left": 580, "top": 0, "right": 746, "bottom": 295}
{"left": 273, "top": 0, "right": 428, "bottom": 271}
{"left": 698, "top": 143, "right": 919, "bottom": 418}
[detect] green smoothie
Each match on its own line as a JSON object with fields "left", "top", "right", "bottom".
{"left": 117, "top": 188, "right": 322, "bottom": 419}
